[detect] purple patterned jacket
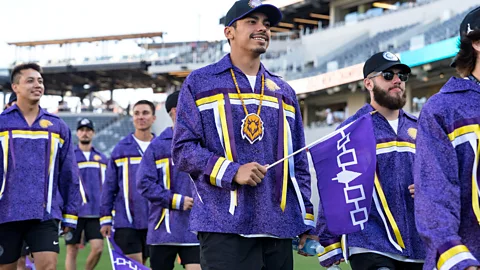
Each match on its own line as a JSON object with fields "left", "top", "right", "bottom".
{"left": 415, "top": 77, "right": 480, "bottom": 270}
{"left": 172, "top": 54, "right": 315, "bottom": 237}
{"left": 0, "top": 105, "right": 80, "bottom": 228}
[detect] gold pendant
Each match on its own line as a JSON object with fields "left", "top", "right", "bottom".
{"left": 241, "top": 113, "right": 264, "bottom": 144}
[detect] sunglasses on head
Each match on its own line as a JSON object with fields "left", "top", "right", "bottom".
{"left": 368, "top": 71, "right": 409, "bottom": 82}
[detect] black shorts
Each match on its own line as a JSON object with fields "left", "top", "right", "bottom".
{"left": 114, "top": 228, "right": 148, "bottom": 258}
{"left": 198, "top": 232, "right": 293, "bottom": 270}
{"left": 0, "top": 219, "right": 60, "bottom": 264}
{"left": 20, "top": 242, "right": 30, "bottom": 257}
{"left": 349, "top": 252, "right": 424, "bottom": 270}
{"left": 64, "top": 218, "right": 102, "bottom": 245}
{"left": 150, "top": 245, "right": 200, "bottom": 270}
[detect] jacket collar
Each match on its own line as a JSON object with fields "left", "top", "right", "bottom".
{"left": 440, "top": 76, "right": 480, "bottom": 94}
{"left": 211, "top": 54, "right": 278, "bottom": 78}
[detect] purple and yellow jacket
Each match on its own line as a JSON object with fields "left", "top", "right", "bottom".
{"left": 75, "top": 146, "right": 107, "bottom": 217}
{"left": 317, "top": 104, "right": 425, "bottom": 266}
{"left": 136, "top": 127, "right": 199, "bottom": 245}
{"left": 414, "top": 77, "right": 480, "bottom": 270}
{"left": 172, "top": 54, "right": 314, "bottom": 237}
{"left": 0, "top": 105, "right": 80, "bottom": 228}
{"left": 100, "top": 133, "right": 151, "bottom": 230}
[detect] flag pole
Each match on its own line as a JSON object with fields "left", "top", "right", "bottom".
{"left": 266, "top": 121, "right": 355, "bottom": 170}
{"left": 106, "top": 236, "right": 116, "bottom": 270}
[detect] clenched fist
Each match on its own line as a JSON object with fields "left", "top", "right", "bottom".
{"left": 183, "top": 196, "right": 194, "bottom": 210}
{"left": 233, "top": 162, "right": 268, "bottom": 187}
{"left": 100, "top": 225, "right": 112, "bottom": 238}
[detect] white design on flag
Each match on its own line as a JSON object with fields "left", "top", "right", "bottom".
{"left": 114, "top": 257, "right": 141, "bottom": 270}
{"left": 333, "top": 131, "right": 368, "bottom": 230}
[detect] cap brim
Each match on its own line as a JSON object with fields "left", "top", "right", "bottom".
{"left": 228, "top": 4, "right": 283, "bottom": 27}
{"left": 375, "top": 62, "right": 411, "bottom": 74}
{"left": 450, "top": 57, "right": 457, "bottom": 68}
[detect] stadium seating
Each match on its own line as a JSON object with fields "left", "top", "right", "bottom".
{"left": 396, "top": 6, "right": 477, "bottom": 51}
{"left": 59, "top": 113, "right": 122, "bottom": 149}
{"left": 271, "top": 23, "right": 416, "bottom": 80}
{"left": 60, "top": 114, "right": 120, "bottom": 133}
{"left": 268, "top": 2, "right": 477, "bottom": 81}
{"left": 93, "top": 116, "right": 134, "bottom": 157}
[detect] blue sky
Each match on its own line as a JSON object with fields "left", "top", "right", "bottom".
{"left": 0, "top": 0, "right": 237, "bottom": 67}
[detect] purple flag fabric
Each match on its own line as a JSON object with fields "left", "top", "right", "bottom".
{"left": 310, "top": 114, "right": 376, "bottom": 235}
{"left": 107, "top": 236, "right": 149, "bottom": 270}
{"left": 25, "top": 257, "right": 35, "bottom": 270}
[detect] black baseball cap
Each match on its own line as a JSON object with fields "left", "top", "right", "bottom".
{"left": 363, "top": 52, "right": 411, "bottom": 78}
{"left": 451, "top": 6, "right": 480, "bottom": 68}
{"left": 225, "top": 0, "right": 282, "bottom": 27}
{"left": 460, "top": 6, "right": 480, "bottom": 38}
{"left": 165, "top": 91, "right": 180, "bottom": 113}
{"left": 8, "top": 92, "right": 17, "bottom": 105}
{"left": 77, "top": 118, "right": 95, "bottom": 131}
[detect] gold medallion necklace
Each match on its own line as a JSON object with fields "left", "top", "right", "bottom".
{"left": 230, "top": 68, "right": 265, "bottom": 144}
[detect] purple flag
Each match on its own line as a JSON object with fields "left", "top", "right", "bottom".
{"left": 107, "top": 236, "right": 149, "bottom": 270}
{"left": 25, "top": 257, "right": 36, "bottom": 270}
{"left": 310, "top": 114, "right": 376, "bottom": 235}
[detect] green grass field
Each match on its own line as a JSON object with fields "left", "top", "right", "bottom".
{"left": 55, "top": 238, "right": 351, "bottom": 270}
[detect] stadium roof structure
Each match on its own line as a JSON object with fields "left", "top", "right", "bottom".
{"left": 7, "top": 32, "right": 164, "bottom": 47}
{"left": 5, "top": 32, "right": 176, "bottom": 97}
{"left": 140, "top": 40, "right": 221, "bottom": 50}
{"left": 36, "top": 61, "right": 183, "bottom": 98}
{"left": 0, "top": 63, "right": 177, "bottom": 98}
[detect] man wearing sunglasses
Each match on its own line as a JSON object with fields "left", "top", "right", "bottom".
{"left": 414, "top": 7, "right": 480, "bottom": 270}
{"left": 317, "top": 52, "right": 425, "bottom": 270}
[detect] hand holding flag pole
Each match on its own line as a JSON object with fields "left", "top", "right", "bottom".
{"left": 106, "top": 236, "right": 116, "bottom": 270}
{"left": 266, "top": 120, "right": 357, "bottom": 170}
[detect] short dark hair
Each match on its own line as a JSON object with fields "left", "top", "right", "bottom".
{"left": 455, "top": 30, "right": 480, "bottom": 77}
{"left": 133, "top": 100, "right": 155, "bottom": 115}
{"left": 10, "top": 63, "right": 42, "bottom": 84}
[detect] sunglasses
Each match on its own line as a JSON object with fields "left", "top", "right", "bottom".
{"left": 368, "top": 71, "right": 409, "bottom": 82}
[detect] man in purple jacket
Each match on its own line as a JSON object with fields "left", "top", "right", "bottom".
{"left": 65, "top": 118, "right": 107, "bottom": 270}
{"left": 317, "top": 52, "right": 425, "bottom": 270}
{"left": 172, "top": 1, "right": 315, "bottom": 269}
{"left": 414, "top": 7, "right": 480, "bottom": 270}
{"left": 0, "top": 63, "right": 80, "bottom": 270}
{"left": 137, "top": 91, "right": 200, "bottom": 270}
{"left": 100, "top": 100, "right": 156, "bottom": 264}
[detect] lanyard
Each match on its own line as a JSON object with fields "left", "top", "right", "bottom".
{"left": 468, "top": 74, "right": 480, "bottom": 86}
{"left": 136, "top": 146, "right": 144, "bottom": 157}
